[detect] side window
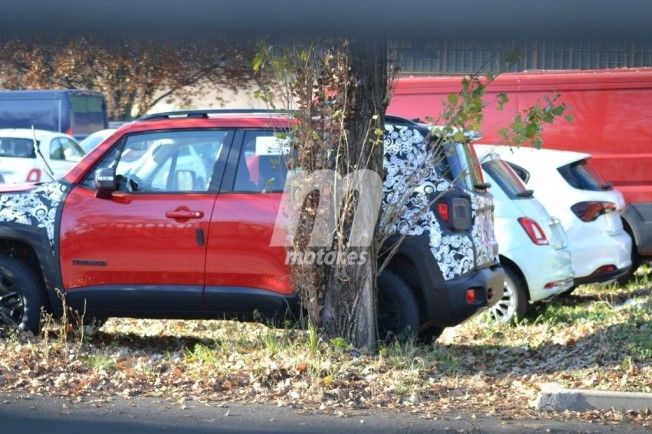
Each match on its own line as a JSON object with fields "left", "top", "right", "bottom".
{"left": 50, "top": 137, "right": 85, "bottom": 162}
{"left": 82, "top": 130, "right": 229, "bottom": 193}
{"left": 234, "top": 130, "right": 289, "bottom": 193}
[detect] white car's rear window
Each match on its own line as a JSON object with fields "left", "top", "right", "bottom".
{"left": 0, "top": 137, "right": 36, "bottom": 158}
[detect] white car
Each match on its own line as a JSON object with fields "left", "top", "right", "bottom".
{"left": 476, "top": 149, "right": 574, "bottom": 322}
{"left": 0, "top": 129, "right": 85, "bottom": 184}
{"left": 476, "top": 145, "right": 632, "bottom": 287}
{"left": 78, "top": 128, "right": 116, "bottom": 153}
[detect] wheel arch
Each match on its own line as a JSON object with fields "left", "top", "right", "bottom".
{"left": 0, "top": 228, "right": 63, "bottom": 317}
{"left": 498, "top": 254, "right": 531, "bottom": 301}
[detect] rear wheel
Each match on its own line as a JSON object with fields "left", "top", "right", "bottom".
{"left": 0, "top": 255, "right": 45, "bottom": 334}
{"left": 489, "top": 266, "right": 529, "bottom": 323}
{"left": 377, "top": 271, "right": 420, "bottom": 341}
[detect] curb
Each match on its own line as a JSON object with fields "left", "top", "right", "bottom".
{"left": 535, "top": 383, "right": 652, "bottom": 412}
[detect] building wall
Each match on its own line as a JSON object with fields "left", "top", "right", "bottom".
{"left": 390, "top": 39, "right": 652, "bottom": 74}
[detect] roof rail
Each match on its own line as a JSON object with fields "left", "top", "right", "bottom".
{"left": 137, "top": 109, "right": 289, "bottom": 121}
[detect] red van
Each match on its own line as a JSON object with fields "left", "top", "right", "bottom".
{"left": 388, "top": 68, "right": 652, "bottom": 266}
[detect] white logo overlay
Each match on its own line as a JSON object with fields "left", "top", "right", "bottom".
{"left": 270, "top": 169, "right": 384, "bottom": 266}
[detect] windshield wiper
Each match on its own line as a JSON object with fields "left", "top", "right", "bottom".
{"left": 516, "top": 189, "right": 534, "bottom": 198}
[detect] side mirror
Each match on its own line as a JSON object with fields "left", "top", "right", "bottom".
{"left": 95, "top": 168, "right": 116, "bottom": 198}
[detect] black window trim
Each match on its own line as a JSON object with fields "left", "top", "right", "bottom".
{"left": 78, "top": 127, "right": 235, "bottom": 195}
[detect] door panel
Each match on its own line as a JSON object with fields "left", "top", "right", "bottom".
{"left": 205, "top": 193, "right": 291, "bottom": 295}
{"left": 205, "top": 129, "right": 291, "bottom": 296}
{"left": 60, "top": 187, "right": 216, "bottom": 289}
{"left": 59, "top": 129, "right": 232, "bottom": 309}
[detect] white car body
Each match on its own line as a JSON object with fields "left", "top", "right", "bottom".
{"left": 78, "top": 128, "right": 117, "bottom": 153}
{"left": 0, "top": 129, "right": 85, "bottom": 184}
{"left": 475, "top": 145, "right": 632, "bottom": 284}
{"left": 476, "top": 149, "right": 574, "bottom": 321}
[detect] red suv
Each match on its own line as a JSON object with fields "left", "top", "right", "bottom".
{"left": 0, "top": 111, "right": 503, "bottom": 340}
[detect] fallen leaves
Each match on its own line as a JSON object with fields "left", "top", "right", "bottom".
{"left": 0, "top": 274, "right": 651, "bottom": 428}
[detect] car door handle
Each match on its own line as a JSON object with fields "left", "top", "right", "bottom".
{"left": 165, "top": 210, "right": 204, "bottom": 219}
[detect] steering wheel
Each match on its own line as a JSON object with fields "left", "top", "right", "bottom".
{"left": 117, "top": 174, "right": 145, "bottom": 192}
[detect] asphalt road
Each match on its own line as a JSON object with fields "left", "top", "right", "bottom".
{"left": 0, "top": 393, "right": 646, "bottom": 434}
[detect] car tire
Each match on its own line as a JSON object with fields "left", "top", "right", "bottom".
{"left": 490, "top": 265, "right": 529, "bottom": 323}
{"left": 420, "top": 326, "right": 443, "bottom": 344}
{"left": 377, "top": 271, "right": 420, "bottom": 341}
{"left": 0, "top": 254, "right": 45, "bottom": 334}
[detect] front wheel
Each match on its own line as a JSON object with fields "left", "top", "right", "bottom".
{"left": 377, "top": 271, "right": 420, "bottom": 341}
{"left": 0, "top": 255, "right": 45, "bottom": 334}
{"left": 489, "top": 266, "right": 529, "bottom": 324}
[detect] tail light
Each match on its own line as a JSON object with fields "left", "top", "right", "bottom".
{"left": 518, "top": 217, "right": 549, "bottom": 245}
{"left": 435, "top": 197, "right": 471, "bottom": 231}
{"left": 25, "top": 168, "right": 41, "bottom": 183}
{"left": 436, "top": 203, "right": 449, "bottom": 221}
{"left": 65, "top": 127, "right": 74, "bottom": 137}
{"left": 571, "top": 201, "right": 616, "bottom": 222}
{"left": 465, "top": 288, "right": 477, "bottom": 304}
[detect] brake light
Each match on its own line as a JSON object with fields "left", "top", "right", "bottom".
{"left": 436, "top": 203, "right": 449, "bottom": 221}
{"left": 465, "top": 288, "right": 476, "bottom": 304}
{"left": 65, "top": 127, "right": 74, "bottom": 137}
{"left": 571, "top": 201, "right": 616, "bottom": 222}
{"left": 518, "top": 217, "right": 549, "bottom": 245}
{"left": 26, "top": 168, "right": 41, "bottom": 183}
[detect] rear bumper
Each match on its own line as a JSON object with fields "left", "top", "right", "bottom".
{"left": 568, "top": 227, "right": 632, "bottom": 279}
{"left": 432, "top": 264, "right": 505, "bottom": 327}
{"left": 574, "top": 265, "right": 631, "bottom": 285}
{"left": 622, "top": 203, "right": 652, "bottom": 257}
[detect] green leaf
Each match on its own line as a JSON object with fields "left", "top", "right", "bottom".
{"left": 447, "top": 93, "right": 459, "bottom": 105}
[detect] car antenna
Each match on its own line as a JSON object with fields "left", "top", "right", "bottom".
{"left": 31, "top": 126, "right": 55, "bottom": 181}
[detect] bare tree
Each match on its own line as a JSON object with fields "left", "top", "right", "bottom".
{"left": 0, "top": 37, "right": 258, "bottom": 119}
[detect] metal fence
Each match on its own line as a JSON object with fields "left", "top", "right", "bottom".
{"left": 390, "top": 39, "right": 652, "bottom": 74}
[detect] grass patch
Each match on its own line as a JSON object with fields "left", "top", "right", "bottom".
{"left": 0, "top": 267, "right": 650, "bottom": 425}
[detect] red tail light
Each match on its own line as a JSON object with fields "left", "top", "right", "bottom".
{"left": 465, "top": 288, "right": 476, "bottom": 304}
{"left": 518, "top": 217, "right": 549, "bottom": 245}
{"left": 436, "top": 203, "right": 449, "bottom": 221}
{"left": 65, "top": 127, "right": 74, "bottom": 137}
{"left": 571, "top": 201, "right": 616, "bottom": 222}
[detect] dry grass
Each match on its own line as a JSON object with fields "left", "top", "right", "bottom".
{"left": 0, "top": 267, "right": 650, "bottom": 426}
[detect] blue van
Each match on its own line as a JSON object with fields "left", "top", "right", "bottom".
{"left": 0, "top": 90, "right": 109, "bottom": 140}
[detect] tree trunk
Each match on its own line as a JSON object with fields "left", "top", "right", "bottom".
{"left": 319, "top": 38, "right": 388, "bottom": 352}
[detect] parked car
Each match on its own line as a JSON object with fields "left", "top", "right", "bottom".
{"left": 474, "top": 148, "right": 574, "bottom": 322}
{"left": 0, "top": 90, "right": 109, "bottom": 140}
{"left": 388, "top": 69, "right": 652, "bottom": 269}
{"left": 0, "top": 110, "right": 503, "bottom": 340}
{"left": 476, "top": 145, "right": 632, "bottom": 288}
{"left": 0, "top": 128, "right": 85, "bottom": 184}
{"left": 78, "top": 129, "right": 117, "bottom": 153}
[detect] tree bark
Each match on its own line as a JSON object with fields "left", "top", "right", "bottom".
{"left": 319, "top": 38, "right": 388, "bottom": 352}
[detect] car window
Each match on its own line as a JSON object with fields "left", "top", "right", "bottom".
{"left": 234, "top": 130, "right": 289, "bottom": 193}
{"left": 557, "top": 159, "right": 608, "bottom": 191}
{"left": 446, "top": 141, "right": 485, "bottom": 190}
{"left": 0, "top": 137, "right": 36, "bottom": 158}
{"left": 482, "top": 157, "right": 529, "bottom": 198}
{"left": 50, "top": 137, "right": 85, "bottom": 162}
{"left": 506, "top": 161, "right": 530, "bottom": 183}
{"left": 82, "top": 130, "right": 229, "bottom": 193}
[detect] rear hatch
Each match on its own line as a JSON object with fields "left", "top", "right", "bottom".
{"left": 482, "top": 154, "right": 568, "bottom": 249}
{"left": 446, "top": 141, "right": 499, "bottom": 269}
